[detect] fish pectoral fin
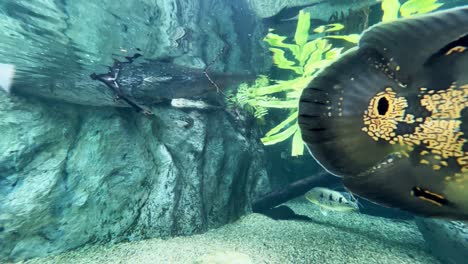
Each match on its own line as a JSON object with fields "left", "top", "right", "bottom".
{"left": 0, "top": 64, "right": 15, "bottom": 93}
{"left": 359, "top": 6, "right": 468, "bottom": 79}
{"left": 319, "top": 207, "right": 329, "bottom": 216}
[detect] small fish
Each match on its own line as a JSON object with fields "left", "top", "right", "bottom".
{"left": 305, "top": 187, "right": 359, "bottom": 214}
{"left": 0, "top": 64, "right": 15, "bottom": 93}
{"left": 299, "top": 7, "right": 468, "bottom": 220}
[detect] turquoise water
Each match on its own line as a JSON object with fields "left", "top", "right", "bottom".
{"left": 0, "top": 1, "right": 467, "bottom": 263}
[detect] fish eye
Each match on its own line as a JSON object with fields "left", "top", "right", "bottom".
{"left": 377, "top": 96, "right": 389, "bottom": 115}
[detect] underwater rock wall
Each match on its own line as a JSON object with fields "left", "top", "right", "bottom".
{"left": 0, "top": 94, "right": 269, "bottom": 261}
{"left": 0, "top": 1, "right": 270, "bottom": 260}
{"left": 60, "top": 0, "right": 259, "bottom": 71}
{"left": 0, "top": 0, "right": 267, "bottom": 107}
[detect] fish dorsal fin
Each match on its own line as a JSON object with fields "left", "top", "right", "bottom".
{"left": 359, "top": 6, "right": 468, "bottom": 83}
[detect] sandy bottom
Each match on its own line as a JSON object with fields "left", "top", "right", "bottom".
{"left": 23, "top": 199, "right": 439, "bottom": 264}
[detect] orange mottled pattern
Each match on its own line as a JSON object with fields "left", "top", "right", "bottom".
{"left": 362, "top": 84, "right": 468, "bottom": 188}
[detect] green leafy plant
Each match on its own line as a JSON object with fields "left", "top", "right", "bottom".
{"left": 232, "top": 0, "right": 443, "bottom": 157}
{"left": 382, "top": 0, "right": 443, "bottom": 21}
{"left": 229, "top": 11, "right": 355, "bottom": 156}
{"left": 226, "top": 75, "right": 271, "bottom": 119}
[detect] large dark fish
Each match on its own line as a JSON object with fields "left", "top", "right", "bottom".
{"left": 2, "top": 55, "right": 252, "bottom": 112}
{"left": 91, "top": 55, "right": 253, "bottom": 113}
{"left": 299, "top": 7, "right": 468, "bottom": 220}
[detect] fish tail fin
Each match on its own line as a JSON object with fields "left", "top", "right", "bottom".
{"left": 0, "top": 64, "right": 15, "bottom": 93}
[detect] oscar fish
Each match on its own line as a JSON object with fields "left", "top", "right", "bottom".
{"left": 298, "top": 6, "right": 468, "bottom": 220}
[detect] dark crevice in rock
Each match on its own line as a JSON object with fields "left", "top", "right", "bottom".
{"left": 121, "top": 192, "right": 151, "bottom": 242}
{"left": 161, "top": 143, "right": 183, "bottom": 236}
{"left": 198, "top": 114, "right": 210, "bottom": 228}
{"left": 60, "top": 112, "right": 84, "bottom": 191}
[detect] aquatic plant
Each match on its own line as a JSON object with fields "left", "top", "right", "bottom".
{"left": 226, "top": 75, "right": 271, "bottom": 119}
{"left": 230, "top": 11, "right": 355, "bottom": 156}
{"left": 232, "top": 0, "right": 443, "bottom": 157}
{"left": 382, "top": 0, "right": 443, "bottom": 22}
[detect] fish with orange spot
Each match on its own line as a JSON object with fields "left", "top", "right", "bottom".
{"left": 299, "top": 6, "right": 468, "bottom": 220}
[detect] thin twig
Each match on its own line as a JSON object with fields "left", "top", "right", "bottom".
{"left": 204, "top": 71, "right": 221, "bottom": 93}
{"left": 205, "top": 46, "right": 226, "bottom": 71}
{"left": 203, "top": 47, "right": 227, "bottom": 96}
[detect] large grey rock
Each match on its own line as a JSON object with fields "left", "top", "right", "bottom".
{"left": 0, "top": 3, "right": 269, "bottom": 260}
{"left": 415, "top": 218, "right": 468, "bottom": 264}
{"left": 0, "top": 93, "right": 269, "bottom": 261}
